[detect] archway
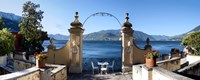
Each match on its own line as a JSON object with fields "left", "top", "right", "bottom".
{"left": 82, "top": 12, "right": 123, "bottom": 72}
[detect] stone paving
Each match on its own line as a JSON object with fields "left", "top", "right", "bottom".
{"left": 68, "top": 72, "right": 132, "bottom": 80}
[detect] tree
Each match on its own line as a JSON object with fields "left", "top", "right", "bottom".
{"left": 19, "top": 1, "right": 47, "bottom": 54}
{"left": 181, "top": 32, "right": 200, "bottom": 55}
{"left": 0, "top": 17, "right": 5, "bottom": 30}
{"left": 0, "top": 28, "right": 15, "bottom": 56}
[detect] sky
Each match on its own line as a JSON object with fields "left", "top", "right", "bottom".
{"left": 0, "top": 0, "right": 200, "bottom": 36}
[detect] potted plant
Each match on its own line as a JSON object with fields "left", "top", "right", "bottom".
{"left": 0, "top": 28, "right": 15, "bottom": 65}
{"left": 35, "top": 52, "right": 48, "bottom": 68}
{"left": 145, "top": 50, "right": 159, "bottom": 68}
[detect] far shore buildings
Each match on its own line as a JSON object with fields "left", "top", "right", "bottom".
{"left": 0, "top": 12, "right": 200, "bottom": 80}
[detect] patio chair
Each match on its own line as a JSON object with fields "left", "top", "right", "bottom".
{"left": 91, "top": 61, "right": 99, "bottom": 74}
{"left": 108, "top": 60, "right": 115, "bottom": 72}
{"left": 100, "top": 65, "right": 108, "bottom": 74}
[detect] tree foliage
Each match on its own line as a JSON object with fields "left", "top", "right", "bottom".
{"left": 0, "top": 28, "right": 15, "bottom": 56}
{"left": 19, "top": 1, "right": 47, "bottom": 54}
{"left": 0, "top": 17, "right": 5, "bottom": 30}
{"left": 181, "top": 32, "right": 200, "bottom": 55}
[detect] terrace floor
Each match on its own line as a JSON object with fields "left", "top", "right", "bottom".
{"left": 68, "top": 72, "right": 132, "bottom": 80}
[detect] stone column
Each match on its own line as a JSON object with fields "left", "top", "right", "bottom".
{"left": 68, "top": 12, "right": 84, "bottom": 73}
{"left": 121, "top": 13, "right": 134, "bottom": 70}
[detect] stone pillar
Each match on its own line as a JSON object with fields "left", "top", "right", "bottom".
{"left": 68, "top": 12, "right": 84, "bottom": 73}
{"left": 121, "top": 13, "right": 134, "bottom": 70}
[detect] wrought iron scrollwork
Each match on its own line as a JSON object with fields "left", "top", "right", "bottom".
{"left": 83, "top": 12, "right": 121, "bottom": 26}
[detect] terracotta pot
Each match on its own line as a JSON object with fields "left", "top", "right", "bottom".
{"left": 36, "top": 59, "right": 45, "bottom": 68}
{"left": 146, "top": 58, "right": 156, "bottom": 68}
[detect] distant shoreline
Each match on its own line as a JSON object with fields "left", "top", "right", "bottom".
{"left": 45, "top": 39, "right": 182, "bottom": 42}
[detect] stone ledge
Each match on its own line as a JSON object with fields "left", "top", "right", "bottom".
{"left": 157, "top": 57, "right": 180, "bottom": 64}
{"left": 46, "top": 64, "right": 66, "bottom": 76}
{"left": 178, "top": 59, "right": 200, "bottom": 72}
{"left": 153, "top": 67, "right": 193, "bottom": 80}
{"left": 0, "top": 67, "right": 40, "bottom": 79}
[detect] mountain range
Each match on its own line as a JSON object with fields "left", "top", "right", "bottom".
{"left": 0, "top": 11, "right": 21, "bottom": 32}
{"left": 0, "top": 11, "right": 200, "bottom": 41}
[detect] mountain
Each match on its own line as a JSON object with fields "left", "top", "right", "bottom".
{"left": 170, "top": 25, "right": 200, "bottom": 41}
{"left": 83, "top": 29, "right": 156, "bottom": 41}
{"left": 0, "top": 11, "right": 21, "bottom": 32}
{"left": 151, "top": 35, "right": 170, "bottom": 41}
{"left": 189, "top": 25, "right": 200, "bottom": 32}
{"left": 83, "top": 30, "right": 120, "bottom": 40}
{"left": 0, "top": 11, "right": 21, "bottom": 21}
{"left": 48, "top": 34, "right": 69, "bottom": 40}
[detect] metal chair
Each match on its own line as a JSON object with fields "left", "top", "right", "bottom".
{"left": 91, "top": 61, "right": 99, "bottom": 74}
{"left": 100, "top": 64, "right": 108, "bottom": 74}
{"left": 108, "top": 60, "right": 115, "bottom": 72}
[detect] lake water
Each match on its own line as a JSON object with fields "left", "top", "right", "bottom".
{"left": 42, "top": 40, "right": 184, "bottom": 71}
{"left": 43, "top": 40, "right": 184, "bottom": 56}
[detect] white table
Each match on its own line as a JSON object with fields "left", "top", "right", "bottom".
{"left": 97, "top": 62, "right": 109, "bottom": 74}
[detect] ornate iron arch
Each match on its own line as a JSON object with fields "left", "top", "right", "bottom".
{"left": 83, "top": 12, "right": 122, "bottom": 26}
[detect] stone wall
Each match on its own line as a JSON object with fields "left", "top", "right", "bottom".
{"left": 157, "top": 57, "right": 181, "bottom": 71}
{"left": 50, "top": 64, "right": 67, "bottom": 80}
{"left": 14, "top": 59, "right": 35, "bottom": 71}
{"left": 0, "top": 67, "right": 40, "bottom": 80}
{"left": 132, "top": 65, "right": 193, "bottom": 80}
{"left": 177, "top": 59, "right": 200, "bottom": 79}
{"left": 132, "top": 64, "right": 142, "bottom": 80}
{"left": 0, "top": 64, "right": 67, "bottom": 80}
{"left": 14, "top": 52, "right": 27, "bottom": 60}
{"left": 153, "top": 67, "right": 193, "bottom": 80}
{"left": 186, "top": 54, "right": 200, "bottom": 64}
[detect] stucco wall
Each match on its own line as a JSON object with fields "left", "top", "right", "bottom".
{"left": 46, "top": 41, "right": 70, "bottom": 65}
{"left": 132, "top": 41, "right": 149, "bottom": 65}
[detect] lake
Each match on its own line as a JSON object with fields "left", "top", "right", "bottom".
{"left": 43, "top": 40, "right": 184, "bottom": 57}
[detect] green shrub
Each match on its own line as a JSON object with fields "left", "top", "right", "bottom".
{"left": 0, "top": 28, "right": 15, "bottom": 56}
{"left": 181, "top": 32, "right": 200, "bottom": 55}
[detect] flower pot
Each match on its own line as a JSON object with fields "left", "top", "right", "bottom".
{"left": 146, "top": 58, "right": 156, "bottom": 68}
{"left": 36, "top": 59, "right": 45, "bottom": 68}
